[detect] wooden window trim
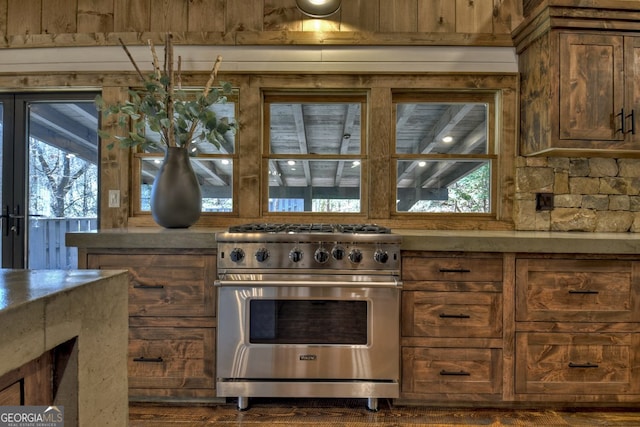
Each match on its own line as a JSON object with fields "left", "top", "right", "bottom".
{"left": 262, "top": 91, "right": 369, "bottom": 218}
{"left": 391, "top": 90, "right": 498, "bottom": 218}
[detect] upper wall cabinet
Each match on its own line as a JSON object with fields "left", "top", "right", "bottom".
{"left": 513, "top": 1, "right": 640, "bottom": 157}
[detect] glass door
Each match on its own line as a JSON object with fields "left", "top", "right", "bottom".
{"left": 1, "top": 93, "right": 99, "bottom": 269}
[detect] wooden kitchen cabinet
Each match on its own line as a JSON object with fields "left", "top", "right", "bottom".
{"left": 402, "top": 347, "right": 502, "bottom": 396}
{"left": 516, "top": 258, "right": 640, "bottom": 323}
{"left": 400, "top": 252, "right": 504, "bottom": 402}
{"left": 0, "top": 352, "right": 52, "bottom": 406}
{"left": 516, "top": 332, "right": 640, "bottom": 397}
{"left": 515, "top": 255, "right": 640, "bottom": 402}
{"left": 85, "top": 249, "right": 217, "bottom": 402}
{"left": 513, "top": 3, "right": 640, "bottom": 156}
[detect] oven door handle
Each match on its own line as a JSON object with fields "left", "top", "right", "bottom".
{"left": 215, "top": 279, "right": 402, "bottom": 288}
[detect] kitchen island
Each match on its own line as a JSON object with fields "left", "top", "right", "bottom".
{"left": 0, "top": 269, "right": 129, "bottom": 426}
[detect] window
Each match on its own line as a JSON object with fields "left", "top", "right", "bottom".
{"left": 117, "top": 74, "right": 516, "bottom": 227}
{"left": 264, "top": 93, "right": 366, "bottom": 214}
{"left": 393, "top": 92, "right": 496, "bottom": 215}
{"left": 132, "top": 89, "right": 238, "bottom": 215}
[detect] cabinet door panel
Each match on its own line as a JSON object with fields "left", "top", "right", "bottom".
{"left": 626, "top": 36, "right": 640, "bottom": 143}
{"left": 0, "top": 382, "right": 21, "bottom": 405}
{"left": 559, "top": 33, "right": 624, "bottom": 141}
{"left": 402, "top": 347, "right": 502, "bottom": 395}
{"left": 88, "top": 253, "right": 216, "bottom": 317}
{"left": 516, "top": 332, "right": 640, "bottom": 395}
{"left": 402, "top": 291, "right": 502, "bottom": 338}
{"left": 516, "top": 258, "right": 640, "bottom": 322}
{"left": 128, "top": 327, "right": 215, "bottom": 390}
{"left": 403, "top": 256, "right": 503, "bottom": 283}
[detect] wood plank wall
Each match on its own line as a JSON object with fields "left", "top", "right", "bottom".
{"left": 0, "top": 1, "right": 523, "bottom": 229}
{"left": 0, "top": 0, "right": 523, "bottom": 47}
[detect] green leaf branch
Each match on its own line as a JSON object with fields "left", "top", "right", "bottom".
{"left": 95, "top": 33, "right": 235, "bottom": 152}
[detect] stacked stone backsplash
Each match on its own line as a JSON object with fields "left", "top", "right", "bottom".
{"left": 515, "top": 157, "right": 640, "bottom": 232}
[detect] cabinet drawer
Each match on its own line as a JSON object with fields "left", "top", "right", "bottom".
{"left": 516, "top": 258, "right": 640, "bottom": 322}
{"left": 402, "top": 291, "right": 502, "bottom": 338}
{"left": 402, "top": 347, "right": 502, "bottom": 396}
{"left": 515, "top": 332, "right": 640, "bottom": 395}
{"left": 88, "top": 253, "right": 216, "bottom": 317}
{"left": 128, "top": 327, "right": 215, "bottom": 390}
{"left": 403, "top": 256, "right": 503, "bottom": 283}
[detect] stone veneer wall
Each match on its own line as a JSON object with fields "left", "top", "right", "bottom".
{"left": 515, "top": 157, "right": 640, "bottom": 232}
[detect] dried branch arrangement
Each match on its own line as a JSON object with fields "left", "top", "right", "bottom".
{"left": 96, "top": 33, "right": 234, "bottom": 151}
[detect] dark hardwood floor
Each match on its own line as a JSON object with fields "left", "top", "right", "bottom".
{"left": 129, "top": 399, "right": 640, "bottom": 426}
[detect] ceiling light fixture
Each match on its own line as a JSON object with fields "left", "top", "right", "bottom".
{"left": 296, "top": 0, "right": 341, "bottom": 18}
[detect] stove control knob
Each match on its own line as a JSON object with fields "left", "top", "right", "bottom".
{"left": 332, "top": 245, "right": 345, "bottom": 261}
{"left": 374, "top": 249, "right": 389, "bottom": 264}
{"left": 289, "top": 248, "right": 304, "bottom": 263}
{"left": 229, "top": 248, "right": 245, "bottom": 263}
{"left": 255, "top": 248, "right": 270, "bottom": 263}
{"left": 348, "top": 248, "right": 363, "bottom": 264}
{"left": 314, "top": 247, "right": 330, "bottom": 264}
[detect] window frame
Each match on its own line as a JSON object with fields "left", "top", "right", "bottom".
{"left": 119, "top": 73, "right": 516, "bottom": 229}
{"left": 391, "top": 91, "right": 498, "bottom": 217}
{"left": 262, "top": 91, "right": 369, "bottom": 217}
{"left": 130, "top": 87, "right": 239, "bottom": 218}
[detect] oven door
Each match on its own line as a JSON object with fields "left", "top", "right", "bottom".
{"left": 216, "top": 276, "right": 401, "bottom": 383}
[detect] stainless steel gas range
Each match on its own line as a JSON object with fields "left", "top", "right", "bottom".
{"left": 215, "top": 223, "right": 402, "bottom": 411}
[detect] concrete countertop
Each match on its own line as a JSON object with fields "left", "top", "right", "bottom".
{"left": 66, "top": 228, "right": 640, "bottom": 254}
{"left": 0, "top": 269, "right": 127, "bottom": 313}
{"left": 0, "top": 268, "right": 129, "bottom": 426}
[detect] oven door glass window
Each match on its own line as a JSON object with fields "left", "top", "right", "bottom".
{"left": 249, "top": 299, "right": 368, "bottom": 345}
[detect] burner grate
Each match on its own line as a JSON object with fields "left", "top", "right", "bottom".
{"left": 227, "top": 223, "right": 391, "bottom": 234}
{"left": 337, "top": 224, "right": 391, "bottom": 234}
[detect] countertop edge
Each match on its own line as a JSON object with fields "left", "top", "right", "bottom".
{"left": 0, "top": 269, "right": 129, "bottom": 314}
{"left": 66, "top": 229, "right": 640, "bottom": 254}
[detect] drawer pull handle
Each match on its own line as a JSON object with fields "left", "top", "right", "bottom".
{"left": 568, "top": 362, "right": 598, "bottom": 368}
{"left": 440, "top": 370, "right": 471, "bottom": 376}
{"left": 439, "top": 268, "right": 471, "bottom": 273}
{"left": 133, "top": 283, "right": 164, "bottom": 289}
{"left": 439, "top": 313, "right": 471, "bottom": 319}
{"left": 133, "top": 356, "right": 164, "bottom": 363}
{"left": 568, "top": 290, "right": 599, "bottom": 295}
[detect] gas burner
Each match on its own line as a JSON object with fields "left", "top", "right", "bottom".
{"left": 227, "top": 223, "right": 391, "bottom": 234}
{"left": 283, "top": 223, "right": 335, "bottom": 233}
{"left": 228, "top": 223, "right": 286, "bottom": 233}
{"left": 337, "top": 224, "right": 391, "bottom": 234}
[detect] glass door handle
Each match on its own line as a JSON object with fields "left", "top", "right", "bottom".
{"left": 7, "top": 205, "right": 23, "bottom": 235}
